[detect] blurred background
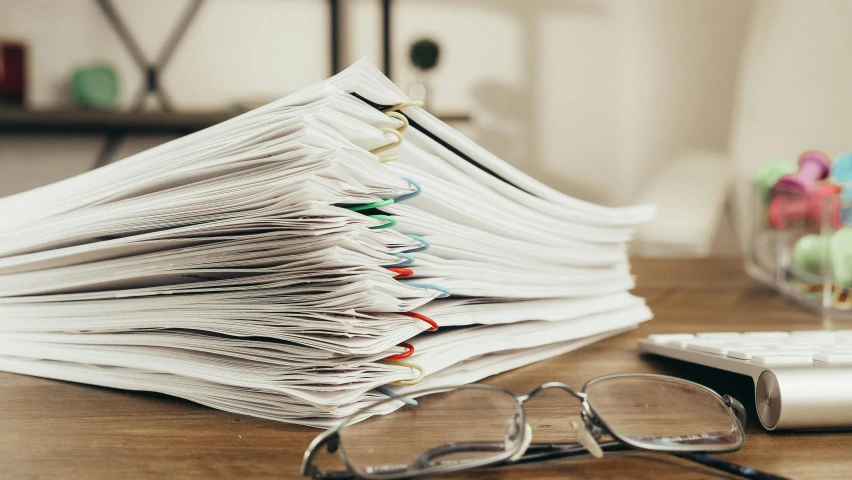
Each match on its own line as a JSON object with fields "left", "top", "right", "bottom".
{"left": 2, "top": 0, "right": 851, "bottom": 256}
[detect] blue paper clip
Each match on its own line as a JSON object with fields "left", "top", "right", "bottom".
{"left": 400, "top": 282, "right": 451, "bottom": 298}
{"left": 404, "top": 234, "right": 430, "bottom": 253}
{"left": 390, "top": 252, "right": 415, "bottom": 266}
{"left": 395, "top": 177, "right": 422, "bottom": 203}
{"left": 376, "top": 386, "right": 418, "bottom": 405}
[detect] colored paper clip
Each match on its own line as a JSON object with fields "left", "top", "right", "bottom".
{"left": 401, "top": 281, "right": 451, "bottom": 298}
{"left": 369, "top": 214, "right": 397, "bottom": 229}
{"left": 401, "top": 311, "right": 438, "bottom": 331}
{"left": 404, "top": 234, "right": 430, "bottom": 253}
{"left": 383, "top": 100, "right": 424, "bottom": 113}
{"left": 375, "top": 386, "right": 418, "bottom": 406}
{"left": 394, "top": 177, "right": 421, "bottom": 203}
{"left": 390, "top": 252, "right": 415, "bottom": 265}
{"left": 383, "top": 359, "right": 425, "bottom": 386}
{"left": 346, "top": 198, "right": 393, "bottom": 212}
{"left": 384, "top": 342, "right": 414, "bottom": 360}
{"left": 387, "top": 267, "right": 413, "bottom": 279}
{"left": 385, "top": 111, "right": 410, "bottom": 133}
{"left": 371, "top": 127, "right": 403, "bottom": 163}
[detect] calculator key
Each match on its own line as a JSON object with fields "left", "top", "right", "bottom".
{"left": 696, "top": 333, "right": 742, "bottom": 339}
{"left": 752, "top": 355, "right": 814, "bottom": 366}
{"left": 727, "top": 349, "right": 768, "bottom": 360}
{"left": 817, "top": 347, "right": 852, "bottom": 354}
{"left": 666, "top": 338, "right": 696, "bottom": 348}
{"left": 742, "top": 332, "right": 789, "bottom": 338}
{"left": 648, "top": 334, "right": 695, "bottom": 344}
{"left": 790, "top": 331, "right": 841, "bottom": 337}
{"left": 686, "top": 342, "right": 728, "bottom": 355}
{"left": 737, "top": 338, "right": 785, "bottom": 345}
{"left": 814, "top": 353, "right": 852, "bottom": 365}
{"left": 765, "top": 345, "right": 820, "bottom": 353}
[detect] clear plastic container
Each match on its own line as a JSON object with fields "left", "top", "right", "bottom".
{"left": 744, "top": 181, "right": 852, "bottom": 318}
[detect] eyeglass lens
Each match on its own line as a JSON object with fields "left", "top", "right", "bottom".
{"left": 584, "top": 376, "right": 744, "bottom": 450}
{"left": 338, "top": 386, "right": 523, "bottom": 478}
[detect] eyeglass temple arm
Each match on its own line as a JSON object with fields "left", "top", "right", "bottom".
{"left": 505, "top": 441, "right": 789, "bottom": 480}
{"left": 308, "top": 441, "right": 519, "bottom": 480}
{"left": 302, "top": 430, "right": 358, "bottom": 480}
{"left": 304, "top": 440, "right": 790, "bottom": 480}
{"left": 676, "top": 453, "right": 790, "bottom": 480}
{"left": 724, "top": 394, "right": 748, "bottom": 426}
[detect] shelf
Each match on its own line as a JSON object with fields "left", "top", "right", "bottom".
{"left": 0, "top": 108, "right": 472, "bottom": 136}
{"left": 0, "top": 108, "right": 238, "bottom": 135}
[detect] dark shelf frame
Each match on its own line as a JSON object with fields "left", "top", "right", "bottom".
{"left": 3, "top": 0, "right": 469, "bottom": 170}
{"left": 95, "top": 0, "right": 205, "bottom": 112}
{"left": 0, "top": 109, "right": 236, "bottom": 135}
{"left": 0, "top": 108, "right": 238, "bottom": 170}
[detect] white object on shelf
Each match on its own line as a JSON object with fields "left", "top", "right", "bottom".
{"left": 633, "top": 152, "right": 731, "bottom": 257}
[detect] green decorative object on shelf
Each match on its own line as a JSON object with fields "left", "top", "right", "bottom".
{"left": 71, "top": 64, "right": 120, "bottom": 108}
{"left": 410, "top": 38, "right": 440, "bottom": 72}
{"left": 408, "top": 38, "right": 440, "bottom": 102}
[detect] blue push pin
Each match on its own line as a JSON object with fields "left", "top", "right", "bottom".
{"left": 831, "top": 152, "right": 852, "bottom": 224}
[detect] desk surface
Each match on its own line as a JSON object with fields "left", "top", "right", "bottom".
{"left": 2, "top": 257, "right": 849, "bottom": 479}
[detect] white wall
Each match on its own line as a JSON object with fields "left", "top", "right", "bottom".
{"left": 341, "top": 0, "right": 751, "bottom": 207}
{"left": 1, "top": 0, "right": 752, "bottom": 218}
{"left": 0, "top": 0, "right": 329, "bottom": 196}
{"left": 731, "top": 0, "right": 852, "bottom": 243}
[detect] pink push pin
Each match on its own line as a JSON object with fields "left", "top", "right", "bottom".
{"left": 770, "top": 150, "right": 831, "bottom": 197}
{"left": 769, "top": 184, "right": 841, "bottom": 229}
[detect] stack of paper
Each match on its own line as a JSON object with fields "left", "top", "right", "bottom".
{"left": 0, "top": 60, "right": 654, "bottom": 427}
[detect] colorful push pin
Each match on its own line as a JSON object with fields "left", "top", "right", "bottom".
{"left": 768, "top": 184, "right": 841, "bottom": 229}
{"left": 756, "top": 160, "right": 797, "bottom": 204}
{"left": 831, "top": 152, "right": 852, "bottom": 183}
{"left": 793, "top": 229, "right": 852, "bottom": 287}
{"left": 793, "top": 234, "right": 828, "bottom": 276}
{"left": 770, "top": 150, "right": 831, "bottom": 197}
{"left": 833, "top": 229, "right": 852, "bottom": 286}
{"left": 830, "top": 152, "right": 852, "bottom": 224}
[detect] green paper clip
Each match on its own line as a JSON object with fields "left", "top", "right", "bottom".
{"left": 369, "top": 215, "right": 397, "bottom": 229}
{"left": 346, "top": 198, "right": 394, "bottom": 212}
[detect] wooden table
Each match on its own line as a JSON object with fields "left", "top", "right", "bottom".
{"left": 1, "top": 257, "right": 849, "bottom": 479}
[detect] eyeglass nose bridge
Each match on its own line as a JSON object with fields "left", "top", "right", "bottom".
{"left": 517, "top": 381, "right": 587, "bottom": 404}
{"left": 516, "top": 382, "right": 607, "bottom": 458}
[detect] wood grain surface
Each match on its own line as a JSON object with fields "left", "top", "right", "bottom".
{"left": 2, "top": 257, "right": 849, "bottom": 479}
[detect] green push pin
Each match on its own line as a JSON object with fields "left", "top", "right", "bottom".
{"left": 831, "top": 229, "right": 852, "bottom": 286}
{"left": 756, "top": 160, "right": 797, "bottom": 203}
{"left": 793, "top": 229, "right": 852, "bottom": 286}
{"left": 793, "top": 234, "right": 828, "bottom": 276}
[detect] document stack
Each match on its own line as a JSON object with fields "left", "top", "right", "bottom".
{"left": 0, "top": 60, "right": 654, "bottom": 427}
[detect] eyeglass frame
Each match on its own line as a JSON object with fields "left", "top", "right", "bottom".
{"left": 301, "top": 373, "right": 755, "bottom": 480}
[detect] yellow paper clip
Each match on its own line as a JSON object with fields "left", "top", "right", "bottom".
{"left": 382, "top": 359, "right": 425, "bottom": 386}
{"left": 370, "top": 127, "right": 403, "bottom": 163}
{"left": 383, "top": 100, "right": 424, "bottom": 113}
{"left": 386, "top": 111, "right": 409, "bottom": 133}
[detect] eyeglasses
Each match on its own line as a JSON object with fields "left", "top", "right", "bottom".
{"left": 301, "top": 373, "right": 789, "bottom": 480}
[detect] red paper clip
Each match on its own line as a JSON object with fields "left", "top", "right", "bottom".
{"left": 385, "top": 342, "right": 414, "bottom": 360}
{"left": 400, "top": 311, "right": 438, "bottom": 331}
{"left": 387, "top": 267, "right": 413, "bottom": 279}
